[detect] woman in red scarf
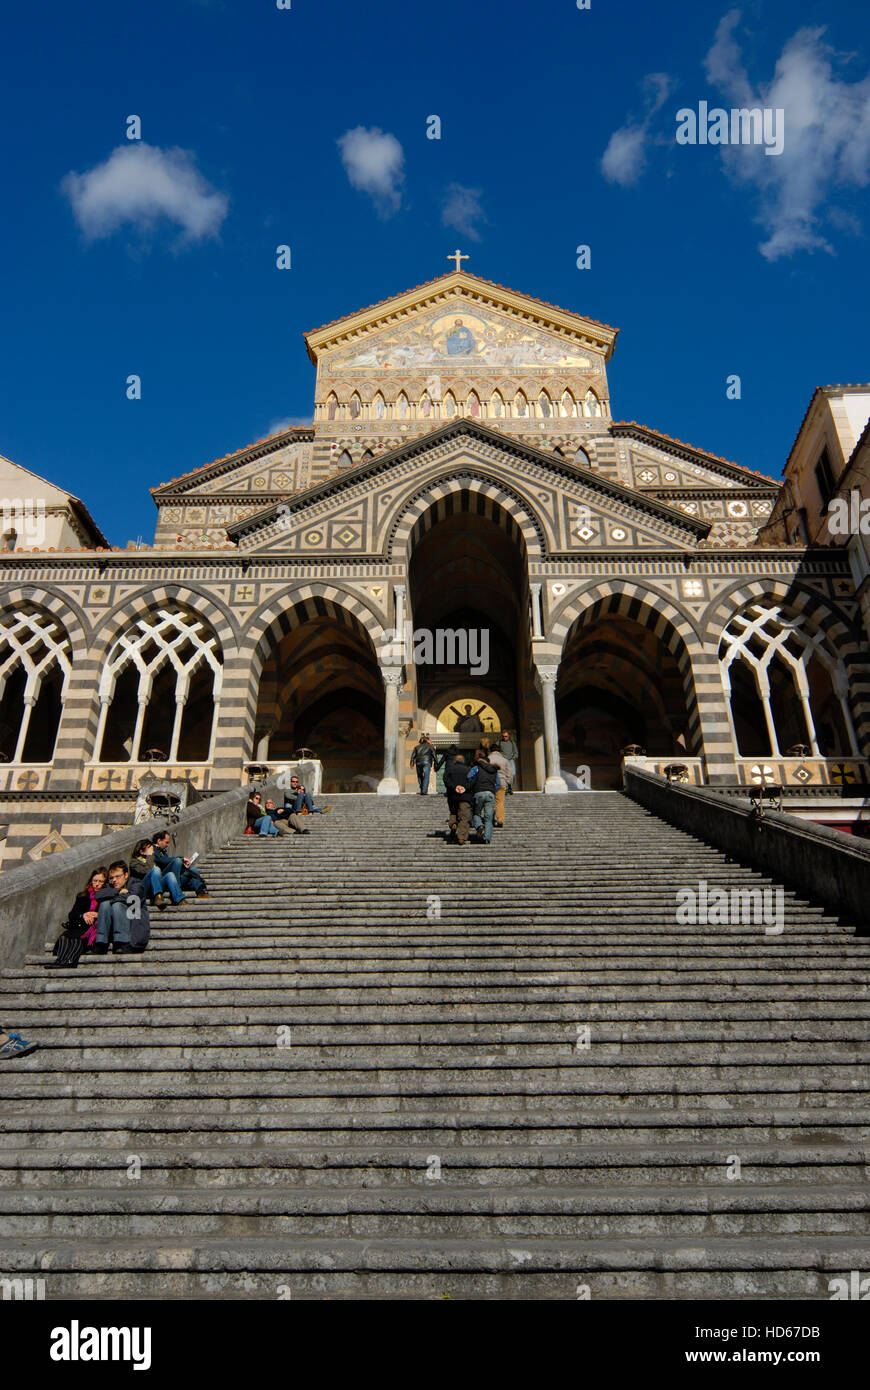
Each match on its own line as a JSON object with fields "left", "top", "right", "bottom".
{"left": 46, "top": 866, "right": 108, "bottom": 970}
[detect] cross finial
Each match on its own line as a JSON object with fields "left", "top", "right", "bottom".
{"left": 447, "top": 249, "right": 469, "bottom": 273}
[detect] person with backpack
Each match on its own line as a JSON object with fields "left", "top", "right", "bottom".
{"left": 443, "top": 754, "right": 474, "bottom": 845}
{"left": 469, "top": 750, "right": 500, "bottom": 844}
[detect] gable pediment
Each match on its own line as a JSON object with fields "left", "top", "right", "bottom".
{"left": 228, "top": 421, "right": 710, "bottom": 559}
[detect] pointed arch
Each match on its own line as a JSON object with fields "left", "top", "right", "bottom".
{"left": 560, "top": 390, "right": 577, "bottom": 419}
{"left": 372, "top": 391, "right": 386, "bottom": 421}
{"left": 583, "top": 388, "right": 602, "bottom": 418}
{"left": 490, "top": 390, "right": 505, "bottom": 419}
{"left": 466, "top": 390, "right": 481, "bottom": 420}
{"left": 386, "top": 471, "right": 546, "bottom": 564}
{"left": 538, "top": 391, "right": 553, "bottom": 419}
{"left": 0, "top": 603, "right": 73, "bottom": 762}
{"left": 550, "top": 583, "right": 705, "bottom": 759}
{"left": 514, "top": 390, "right": 529, "bottom": 419}
{"left": 396, "top": 391, "right": 410, "bottom": 420}
{"left": 325, "top": 392, "right": 339, "bottom": 422}
{"left": 96, "top": 605, "right": 224, "bottom": 764}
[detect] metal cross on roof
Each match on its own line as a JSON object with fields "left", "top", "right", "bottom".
{"left": 447, "top": 250, "right": 469, "bottom": 273}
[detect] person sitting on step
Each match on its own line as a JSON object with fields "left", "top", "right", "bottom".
{"left": 283, "top": 775, "right": 333, "bottom": 817}
{"left": 257, "top": 796, "right": 309, "bottom": 837}
{"left": 129, "top": 838, "right": 183, "bottom": 910}
{"left": 46, "top": 865, "right": 108, "bottom": 969}
{"left": 246, "top": 791, "right": 264, "bottom": 833}
{"left": 92, "top": 860, "right": 150, "bottom": 956}
{"left": 152, "top": 830, "right": 211, "bottom": 899}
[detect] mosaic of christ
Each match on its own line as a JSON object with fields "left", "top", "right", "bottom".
{"left": 327, "top": 308, "right": 595, "bottom": 373}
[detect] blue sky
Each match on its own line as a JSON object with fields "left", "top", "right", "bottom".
{"left": 2, "top": 0, "right": 869, "bottom": 545}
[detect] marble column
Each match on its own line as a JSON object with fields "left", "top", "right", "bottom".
{"left": 377, "top": 667, "right": 404, "bottom": 795}
{"left": 535, "top": 665, "right": 568, "bottom": 793}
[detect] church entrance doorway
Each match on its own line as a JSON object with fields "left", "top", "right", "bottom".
{"left": 556, "top": 609, "right": 696, "bottom": 788}
{"left": 407, "top": 490, "right": 531, "bottom": 779}
{"left": 253, "top": 603, "right": 384, "bottom": 793}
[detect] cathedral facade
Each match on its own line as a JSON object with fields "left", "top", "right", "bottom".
{"left": 1, "top": 270, "right": 869, "bottom": 866}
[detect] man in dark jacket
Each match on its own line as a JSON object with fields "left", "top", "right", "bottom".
{"left": 152, "top": 830, "right": 210, "bottom": 897}
{"left": 443, "top": 755, "right": 474, "bottom": 845}
{"left": 469, "top": 752, "right": 500, "bottom": 844}
{"left": 94, "top": 860, "right": 150, "bottom": 955}
{"left": 409, "top": 733, "right": 437, "bottom": 795}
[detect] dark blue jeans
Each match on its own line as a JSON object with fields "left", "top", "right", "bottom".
{"left": 161, "top": 854, "right": 205, "bottom": 894}
{"left": 141, "top": 865, "right": 183, "bottom": 904}
{"left": 285, "top": 792, "right": 323, "bottom": 814}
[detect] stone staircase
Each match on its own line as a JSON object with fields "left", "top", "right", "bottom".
{"left": 1, "top": 791, "right": 868, "bottom": 1300}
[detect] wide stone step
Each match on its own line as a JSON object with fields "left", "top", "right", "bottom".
{"left": 3, "top": 1189, "right": 868, "bottom": 1240}
{"left": 0, "top": 1234, "right": 868, "bottom": 1304}
{"left": 1, "top": 1141, "right": 866, "bottom": 1187}
{"left": 0, "top": 1066, "right": 866, "bottom": 1100}
{"left": 6, "top": 1108, "right": 869, "bottom": 1145}
{"left": 6, "top": 1001, "right": 870, "bottom": 1025}
{"left": 4, "top": 1021, "right": 869, "bottom": 1046}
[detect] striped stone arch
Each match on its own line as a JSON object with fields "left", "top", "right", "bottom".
{"left": 0, "top": 584, "right": 88, "bottom": 656}
{"left": 0, "top": 587, "right": 85, "bottom": 765}
{"left": 88, "top": 583, "right": 236, "bottom": 653}
{"left": 49, "top": 586, "right": 233, "bottom": 785}
{"left": 386, "top": 472, "right": 545, "bottom": 564}
{"left": 706, "top": 579, "right": 870, "bottom": 756}
{"left": 219, "top": 585, "right": 389, "bottom": 769}
{"left": 549, "top": 582, "right": 706, "bottom": 755}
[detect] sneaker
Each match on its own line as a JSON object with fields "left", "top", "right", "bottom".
{"left": 112, "top": 944, "right": 135, "bottom": 955}
{"left": 93, "top": 943, "right": 109, "bottom": 955}
{"left": 321, "top": 806, "right": 333, "bottom": 815}
{"left": 195, "top": 891, "right": 212, "bottom": 899}
{"left": 154, "top": 893, "right": 166, "bottom": 911}
{"left": 0, "top": 1033, "right": 38, "bottom": 1060}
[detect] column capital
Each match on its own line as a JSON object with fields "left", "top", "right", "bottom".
{"left": 534, "top": 664, "right": 560, "bottom": 689}
{"left": 380, "top": 666, "right": 404, "bottom": 688}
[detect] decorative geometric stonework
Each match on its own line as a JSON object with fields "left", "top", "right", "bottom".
{"left": 305, "top": 531, "right": 323, "bottom": 545}
{"left": 682, "top": 579, "right": 704, "bottom": 598}
{"left": 750, "top": 763, "right": 777, "bottom": 784}
{"left": 28, "top": 830, "right": 70, "bottom": 860}
{"left": 793, "top": 765, "right": 812, "bottom": 783}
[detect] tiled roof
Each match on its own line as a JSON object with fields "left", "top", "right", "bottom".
{"left": 151, "top": 425, "right": 312, "bottom": 494}
{"left": 305, "top": 271, "right": 618, "bottom": 338}
{"left": 612, "top": 421, "right": 778, "bottom": 485}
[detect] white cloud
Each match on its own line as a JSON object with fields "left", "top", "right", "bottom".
{"left": 703, "top": 10, "right": 870, "bottom": 260}
{"left": 441, "top": 183, "right": 487, "bottom": 241}
{"left": 61, "top": 142, "right": 228, "bottom": 245}
{"left": 600, "top": 73, "right": 673, "bottom": 186}
{"left": 337, "top": 126, "right": 404, "bottom": 215}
